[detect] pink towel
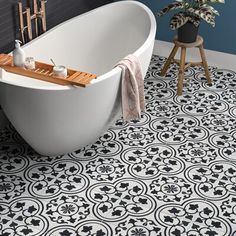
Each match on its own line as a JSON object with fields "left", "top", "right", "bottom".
{"left": 116, "top": 54, "right": 145, "bottom": 121}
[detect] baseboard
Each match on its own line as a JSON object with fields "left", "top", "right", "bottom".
{"left": 0, "top": 110, "right": 9, "bottom": 129}
{"left": 154, "top": 40, "right": 236, "bottom": 71}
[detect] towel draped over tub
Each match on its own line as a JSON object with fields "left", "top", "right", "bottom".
{"left": 116, "top": 54, "right": 145, "bottom": 121}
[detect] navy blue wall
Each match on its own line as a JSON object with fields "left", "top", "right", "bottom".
{"left": 0, "top": 0, "right": 113, "bottom": 53}
{"left": 138, "top": 0, "right": 236, "bottom": 54}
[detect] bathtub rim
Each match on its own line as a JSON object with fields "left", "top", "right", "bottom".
{"left": 0, "top": 0, "right": 156, "bottom": 91}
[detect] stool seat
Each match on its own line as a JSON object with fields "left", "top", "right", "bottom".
{"left": 160, "top": 35, "right": 212, "bottom": 96}
{"left": 174, "top": 35, "right": 203, "bottom": 48}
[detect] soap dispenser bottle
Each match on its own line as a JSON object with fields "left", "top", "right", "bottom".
{"left": 13, "top": 40, "right": 25, "bottom": 67}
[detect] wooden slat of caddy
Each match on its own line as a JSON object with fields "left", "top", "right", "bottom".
{"left": 71, "top": 72, "right": 96, "bottom": 85}
{"left": 76, "top": 76, "right": 96, "bottom": 86}
{"left": 0, "top": 54, "right": 12, "bottom": 65}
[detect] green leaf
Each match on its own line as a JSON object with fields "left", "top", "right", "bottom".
{"left": 196, "top": 0, "right": 224, "bottom": 3}
{"left": 187, "top": 7, "right": 216, "bottom": 26}
{"left": 158, "top": 0, "right": 225, "bottom": 28}
{"left": 170, "top": 12, "right": 189, "bottom": 30}
{"left": 204, "top": 4, "right": 219, "bottom": 15}
{"left": 157, "top": 2, "right": 185, "bottom": 17}
{"left": 188, "top": 16, "right": 201, "bottom": 27}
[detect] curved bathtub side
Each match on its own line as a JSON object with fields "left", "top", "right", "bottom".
{"left": 0, "top": 1, "right": 156, "bottom": 155}
{"left": 134, "top": 2, "right": 156, "bottom": 77}
{"left": 0, "top": 71, "right": 122, "bottom": 155}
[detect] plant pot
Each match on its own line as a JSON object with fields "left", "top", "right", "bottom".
{"left": 177, "top": 22, "right": 199, "bottom": 43}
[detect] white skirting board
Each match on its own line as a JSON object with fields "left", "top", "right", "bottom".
{"left": 0, "top": 40, "right": 235, "bottom": 129}
{"left": 154, "top": 39, "right": 236, "bottom": 71}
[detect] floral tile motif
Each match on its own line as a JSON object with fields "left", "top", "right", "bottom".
{"left": 45, "top": 195, "right": 90, "bottom": 224}
{"left": 145, "top": 79, "right": 175, "bottom": 101}
{"left": 85, "top": 157, "right": 126, "bottom": 181}
{"left": 112, "top": 113, "right": 151, "bottom": 130}
{"left": 155, "top": 199, "right": 232, "bottom": 236}
{"left": 115, "top": 217, "right": 163, "bottom": 236}
{"left": 121, "top": 144, "right": 184, "bottom": 179}
{"left": 0, "top": 54, "right": 236, "bottom": 235}
{"left": 185, "top": 161, "right": 236, "bottom": 200}
{"left": 45, "top": 220, "right": 112, "bottom": 236}
{"left": 178, "top": 141, "right": 217, "bottom": 164}
{"left": 146, "top": 100, "right": 180, "bottom": 118}
{"left": 87, "top": 178, "right": 156, "bottom": 222}
{"left": 25, "top": 160, "right": 89, "bottom": 198}
{"left": 150, "top": 115, "right": 209, "bottom": 145}
{"left": 210, "top": 69, "right": 236, "bottom": 90}
{"left": 221, "top": 89, "right": 236, "bottom": 105}
{"left": 209, "top": 131, "right": 236, "bottom": 161}
{"left": 0, "top": 175, "right": 26, "bottom": 201}
{"left": 221, "top": 196, "right": 236, "bottom": 225}
{"left": 118, "top": 126, "right": 155, "bottom": 147}
{"left": 150, "top": 175, "right": 192, "bottom": 202}
{"left": 0, "top": 197, "right": 48, "bottom": 236}
{"left": 174, "top": 90, "right": 229, "bottom": 116}
{"left": 0, "top": 144, "right": 28, "bottom": 174}
{"left": 201, "top": 113, "right": 236, "bottom": 132}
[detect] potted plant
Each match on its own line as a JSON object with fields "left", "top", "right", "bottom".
{"left": 157, "top": 0, "right": 225, "bottom": 43}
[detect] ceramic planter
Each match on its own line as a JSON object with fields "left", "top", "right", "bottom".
{"left": 177, "top": 22, "right": 199, "bottom": 43}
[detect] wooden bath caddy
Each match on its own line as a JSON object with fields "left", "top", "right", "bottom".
{"left": 0, "top": 54, "right": 97, "bottom": 87}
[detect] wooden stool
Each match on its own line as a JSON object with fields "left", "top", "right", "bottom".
{"left": 160, "top": 35, "right": 212, "bottom": 96}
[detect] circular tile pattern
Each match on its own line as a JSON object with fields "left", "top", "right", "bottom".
{"left": 0, "top": 197, "right": 48, "bottom": 236}
{"left": 46, "top": 195, "right": 90, "bottom": 224}
{"left": 150, "top": 175, "right": 192, "bottom": 202}
{"left": 201, "top": 113, "right": 236, "bottom": 132}
{"left": 146, "top": 100, "right": 180, "bottom": 118}
{"left": 0, "top": 55, "right": 236, "bottom": 235}
{"left": 185, "top": 161, "right": 236, "bottom": 200}
{"left": 209, "top": 132, "right": 236, "bottom": 161}
{"left": 178, "top": 141, "right": 217, "bottom": 164}
{"left": 118, "top": 126, "right": 155, "bottom": 146}
{"left": 0, "top": 175, "right": 26, "bottom": 201}
{"left": 25, "top": 160, "right": 89, "bottom": 198}
{"left": 150, "top": 115, "right": 208, "bottom": 145}
{"left": 45, "top": 220, "right": 113, "bottom": 236}
{"left": 0, "top": 143, "right": 28, "bottom": 174}
{"left": 86, "top": 157, "right": 125, "bottom": 181}
{"left": 87, "top": 178, "right": 156, "bottom": 222}
{"left": 155, "top": 199, "right": 232, "bottom": 236}
{"left": 121, "top": 144, "right": 184, "bottom": 179}
{"left": 175, "top": 90, "right": 229, "bottom": 116}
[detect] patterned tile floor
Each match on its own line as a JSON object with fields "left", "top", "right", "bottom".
{"left": 0, "top": 55, "right": 236, "bottom": 236}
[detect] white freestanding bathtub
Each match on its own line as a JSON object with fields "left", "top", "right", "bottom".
{"left": 0, "top": 1, "right": 156, "bottom": 155}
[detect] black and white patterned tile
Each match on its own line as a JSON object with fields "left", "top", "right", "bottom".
{"left": 0, "top": 54, "right": 236, "bottom": 235}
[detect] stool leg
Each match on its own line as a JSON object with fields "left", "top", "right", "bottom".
{"left": 177, "top": 47, "right": 186, "bottom": 96}
{"left": 160, "top": 45, "right": 179, "bottom": 77}
{"left": 199, "top": 44, "right": 212, "bottom": 85}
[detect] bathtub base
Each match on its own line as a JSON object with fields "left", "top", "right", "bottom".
{"left": 0, "top": 0, "right": 156, "bottom": 156}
